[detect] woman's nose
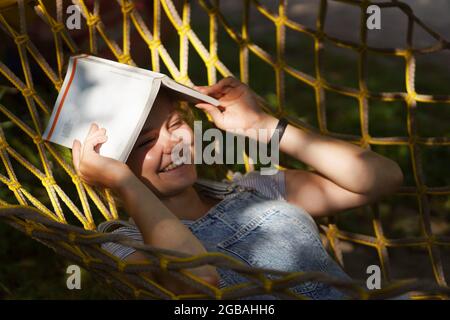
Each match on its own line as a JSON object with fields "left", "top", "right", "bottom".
{"left": 162, "top": 134, "right": 183, "bottom": 154}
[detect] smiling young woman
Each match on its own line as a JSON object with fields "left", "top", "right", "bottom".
{"left": 72, "top": 77, "right": 403, "bottom": 298}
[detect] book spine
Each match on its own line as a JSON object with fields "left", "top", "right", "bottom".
{"left": 43, "top": 55, "right": 84, "bottom": 141}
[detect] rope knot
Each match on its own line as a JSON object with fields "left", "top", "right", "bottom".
{"left": 21, "top": 87, "right": 35, "bottom": 98}
{"left": 327, "top": 224, "right": 338, "bottom": 238}
{"left": 177, "top": 24, "right": 191, "bottom": 36}
{"left": 14, "top": 34, "right": 29, "bottom": 45}
{"left": 121, "top": 1, "right": 135, "bottom": 15}
{"left": 175, "top": 74, "right": 189, "bottom": 84}
{"left": 55, "top": 80, "right": 63, "bottom": 91}
{"left": 117, "top": 260, "right": 126, "bottom": 272}
{"left": 358, "top": 44, "right": 367, "bottom": 54}
{"left": 405, "top": 93, "right": 417, "bottom": 105}
{"left": 32, "top": 135, "right": 43, "bottom": 144}
{"left": 71, "top": 175, "right": 81, "bottom": 184}
{"left": 42, "top": 176, "right": 56, "bottom": 188}
{"left": 275, "top": 60, "right": 286, "bottom": 70}
{"left": 206, "top": 55, "right": 218, "bottom": 68}
{"left": 418, "top": 184, "right": 427, "bottom": 195}
{"left": 359, "top": 89, "right": 368, "bottom": 99}
{"left": 375, "top": 237, "right": 386, "bottom": 248}
{"left": 0, "top": 138, "right": 9, "bottom": 150}
{"left": 274, "top": 15, "right": 286, "bottom": 27}
{"left": 85, "top": 221, "right": 96, "bottom": 231}
{"left": 86, "top": 15, "right": 100, "bottom": 27}
{"left": 82, "top": 257, "right": 91, "bottom": 267}
{"left": 159, "top": 257, "right": 169, "bottom": 271}
{"left": 313, "top": 79, "right": 323, "bottom": 90}
{"left": 118, "top": 54, "right": 132, "bottom": 64}
{"left": 68, "top": 232, "right": 77, "bottom": 242}
{"left": 215, "top": 290, "right": 223, "bottom": 300}
{"left": 237, "top": 38, "right": 248, "bottom": 48}
{"left": 148, "top": 39, "right": 161, "bottom": 50}
{"left": 8, "top": 181, "right": 21, "bottom": 192}
{"left": 51, "top": 22, "right": 65, "bottom": 34}
{"left": 263, "top": 278, "right": 273, "bottom": 292}
{"left": 25, "top": 223, "right": 34, "bottom": 236}
{"left": 209, "top": 7, "right": 219, "bottom": 16}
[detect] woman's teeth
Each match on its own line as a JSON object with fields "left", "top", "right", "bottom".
{"left": 162, "top": 162, "right": 183, "bottom": 172}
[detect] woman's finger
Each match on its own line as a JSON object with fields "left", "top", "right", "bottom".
{"left": 83, "top": 128, "right": 106, "bottom": 147}
{"left": 72, "top": 139, "right": 82, "bottom": 174}
{"left": 218, "top": 76, "right": 240, "bottom": 88}
{"left": 83, "top": 123, "right": 99, "bottom": 148}
{"left": 193, "top": 85, "right": 206, "bottom": 91}
{"left": 94, "top": 135, "right": 108, "bottom": 153}
{"left": 86, "top": 123, "right": 99, "bottom": 138}
{"left": 194, "top": 103, "right": 223, "bottom": 126}
{"left": 220, "top": 86, "right": 233, "bottom": 96}
{"left": 85, "top": 134, "right": 108, "bottom": 153}
{"left": 196, "top": 77, "right": 240, "bottom": 97}
{"left": 86, "top": 127, "right": 106, "bottom": 141}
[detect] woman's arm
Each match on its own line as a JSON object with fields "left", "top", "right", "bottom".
{"left": 195, "top": 77, "right": 404, "bottom": 217}
{"left": 260, "top": 116, "right": 404, "bottom": 216}
{"left": 113, "top": 172, "right": 219, "bottom": 292}
{"left": 72, "top": 123, "right": 219, "bottom": 293}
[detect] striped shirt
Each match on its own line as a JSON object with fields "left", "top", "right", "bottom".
{"left": 97, "top": 170, "right": 287, "bottom": 260}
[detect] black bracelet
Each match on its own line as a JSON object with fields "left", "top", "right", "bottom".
{"left": 269, "top": 117, "right": 289, "bottom": 146}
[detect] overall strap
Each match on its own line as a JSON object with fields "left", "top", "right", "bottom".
{"left": 194, "top": 177, "right": 253, "bottom": 199}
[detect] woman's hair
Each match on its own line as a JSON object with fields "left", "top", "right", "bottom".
{"left": 158, "top": 86, "right": 195, "bottom": 128}
{"left": 105, "top": 87, "right": 197, "bottom": 214}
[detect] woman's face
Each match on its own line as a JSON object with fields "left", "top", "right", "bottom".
{"left": 126, "top": 92, "right": 197, "bottom": 197}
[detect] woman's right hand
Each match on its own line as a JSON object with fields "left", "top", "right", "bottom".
{"left": 72, "top": 123, "right": 132, "bottom": 189}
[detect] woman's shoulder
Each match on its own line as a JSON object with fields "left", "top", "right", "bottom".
{"left": 231, "top": 169, "right": 286, "bottom": 201}
{"left": 195, "top": 170, "right": 286, "bottom": 201}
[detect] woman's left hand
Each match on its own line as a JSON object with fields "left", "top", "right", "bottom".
{"left": 72, "top": 123, "right": 132, "bottom": 189}
{"left": 194, "top": 77, "right": 277, "bottom": 141}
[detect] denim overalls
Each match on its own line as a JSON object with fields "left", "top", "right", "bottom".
{"left": 186, "top": 178, "right": 351, "bottom": 299}
{"left": 99, "top": 175, "right": 352, "bottom": 300}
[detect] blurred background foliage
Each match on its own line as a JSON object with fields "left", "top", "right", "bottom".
{"left": 0, "top": 0, "right": 449, "bottom": 299}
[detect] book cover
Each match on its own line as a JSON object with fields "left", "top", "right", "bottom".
{"left": 42, "top": 55, "right": 219, "bottom": 162}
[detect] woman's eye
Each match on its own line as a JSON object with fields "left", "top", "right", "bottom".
{"left": 169, "top": 119, "right": 182, "bottom": 129}
{"left": 138, "top": 137, "right": 156, "bottom": 148}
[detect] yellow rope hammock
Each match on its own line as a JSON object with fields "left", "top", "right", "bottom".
{"left": 0, "top": 0, "right": 449, "bottom": 299}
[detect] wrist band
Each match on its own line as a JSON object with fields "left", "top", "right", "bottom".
{"left": 269, "top": 117, "right": 289, "bottom": 146}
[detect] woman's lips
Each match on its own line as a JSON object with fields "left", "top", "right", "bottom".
{"left": 159, "top": 151, "right": 193, "bottom": 173}
{"left": 159, "top": 162, "right": 188, "bottom": 174}
{"left": 161, "top": 161, "right": 183, "bottom": 172}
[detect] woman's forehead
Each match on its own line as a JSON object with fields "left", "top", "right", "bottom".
{"left": 141, "top": 100, "right": 176, "bottom": 132}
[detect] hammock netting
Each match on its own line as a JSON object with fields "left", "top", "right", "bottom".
{"left": 0, "top": 0, "right": 449, "bottom": 299}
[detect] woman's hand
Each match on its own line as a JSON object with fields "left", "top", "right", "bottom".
{"left": 72, "top": 123, "right": 131, "bottom": 189}
{"left": 194, "top": 77, "right": 277, "bottom": 141}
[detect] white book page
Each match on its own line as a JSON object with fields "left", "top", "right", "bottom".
{"left": 43, "top": 57, "right": 160, "bottom": 162}
{"left": 82, "top": 55, "right": 166, "bottom": 80}
{"left": 161, "top": 77, "right": 220, "bottom": 106}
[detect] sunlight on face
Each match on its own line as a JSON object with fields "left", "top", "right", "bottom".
{"left": 126, "top": 90, "right": 197, "bottom": 197}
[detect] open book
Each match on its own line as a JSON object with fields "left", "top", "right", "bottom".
{"left": 42, "top": 54, "right": 219, "bottom": 162}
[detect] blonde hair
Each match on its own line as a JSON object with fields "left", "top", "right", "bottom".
{"left": 105, "top": 87, "right": 198, "bottom": 215}
{"left": 159, "top": 86, "right": 195, "bottom": 128}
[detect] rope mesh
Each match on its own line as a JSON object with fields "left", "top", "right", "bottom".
{"left": 0, "top": 0, "right": 448, "bottom": 299}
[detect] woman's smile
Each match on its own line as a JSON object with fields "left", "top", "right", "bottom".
{"left": 159, "top": 163, "right": 190, "bottom": 176}
{"left": 160, "top": 161, "right": 183, "bottom": 172}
